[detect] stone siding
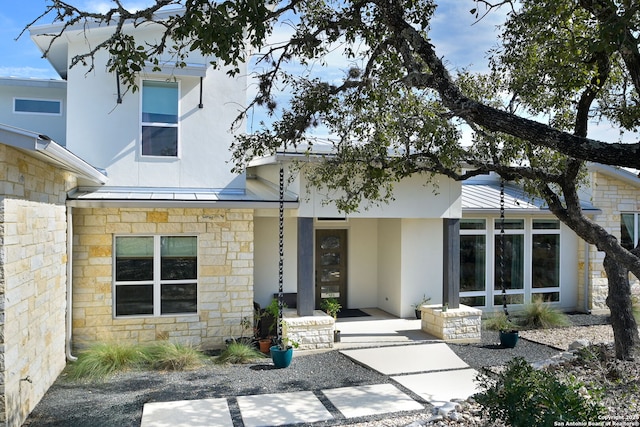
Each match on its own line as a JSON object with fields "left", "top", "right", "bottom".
{"left": 0, "top": 145, "right": 74, "bottom": 427}
{"left": 421, "top": 304, "right": 482, "bottom": 343}
{"left": 71, "top": 208, "right": 254, "bottom": 350}
{"left": 282, "top": 309, "right": 334, "bottom": 350}
{"left": 581, "top": 172, "right": 640, "bottom": 313}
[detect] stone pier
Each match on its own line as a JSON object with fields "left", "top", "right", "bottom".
{"left": 421, "top": 304, "right": 482, "bottom": 343}
{"left": 282, "top": 309, "right": 335, "bottom": 350}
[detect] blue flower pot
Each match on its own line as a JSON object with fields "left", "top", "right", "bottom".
{"left": 499, "top": 330, "right": 519, "bottom": 348}
{"left": 270, "top": 345, "right": 293, "bottom": 368}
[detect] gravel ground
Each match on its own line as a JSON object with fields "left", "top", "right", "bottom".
{"left": 22, "top": 314, "right": 638, "bottom": 427}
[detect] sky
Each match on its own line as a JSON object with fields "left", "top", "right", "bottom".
{"left": 0, "top": 1, "right": 630, "bottom": 143}
{"left": 0, "top": 1, "right": 504, "bottom": 80}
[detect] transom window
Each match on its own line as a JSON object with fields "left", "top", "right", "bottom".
{"left": 141, "top": 80, "right": 179, "bottom": 157}
{"left": 13, "top": 98, "right": 62, "bottom": 115}
{"left": 114, "top": 235, "right": 197, "bottom": 317}
{"left": 460, "top": 218, "right": 561, "bottom": 308}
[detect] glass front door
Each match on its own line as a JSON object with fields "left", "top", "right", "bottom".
{"left": 315, "top": 229, "right": 348, "bottom": 308}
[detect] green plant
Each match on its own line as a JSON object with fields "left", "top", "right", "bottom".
{"left": 215, "top": 340, "right": 265, "bottom": 364}
{"left": 265, "top": 298, "right": 286, "bottom": 335}
{"left": 142, "top": 341, "right": 206, "bottom": 371}
{"left": 320, "top": 298, "right": 342, "bottom": 319}
{"left": 68, "top": 342, "right": 147, "bottom": 380}
{"left": 475, "top": 358, "right": 605, "bottom": 427}
{"left": 483, "top": 312, "right": 519, "bottom": 332}
{"left": 633, "top": 295, "right": 640, "bottom": 322}
{"left": 412, "top": 294, "right": 431, "bottom": 309}
{"left": 520, "top": 297, "right": 571, "bottom": 329}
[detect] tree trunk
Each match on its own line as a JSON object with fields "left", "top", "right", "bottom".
{"left": 603, "top": 254, "right": 639, "bottom": 360}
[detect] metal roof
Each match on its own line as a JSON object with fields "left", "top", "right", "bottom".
{"left": 66, "top": 177, "right": 298, "bottom": 208}
{"left": 462, "top": 181, "right": 600, "bottom": 215}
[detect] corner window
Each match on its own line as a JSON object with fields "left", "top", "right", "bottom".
{"left": 141, "top": 80, "right": 179, "bottom": 157}
{"left": 114, "top": 235, "right": 197, "bottom": 316}
{"left": 14, "top": 98, "right": 62, "bottom": 115}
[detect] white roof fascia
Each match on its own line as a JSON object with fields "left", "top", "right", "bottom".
{"left": 588, "top": 163, "right": 640, "bottom": 188}
{"left": 0, "top": 123, "right": 108, "bottom": 185}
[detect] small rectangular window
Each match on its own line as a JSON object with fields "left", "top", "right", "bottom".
{"left": 114, "top": 235, "right": 197, "bottom": 317}
{"left": 494, "top": 219, "right": 524, "bottom": 230}
{"left": 14, "top": 98, "right": 61, "bottom": 115}
{"left": 621, "top": 213, "right": 637, "bottom": 250}
{"left": 141, "top": 80, "right": 179, "bottom": 157}
{"left": 533, "top": 219, "right": 560, "bottom": 230}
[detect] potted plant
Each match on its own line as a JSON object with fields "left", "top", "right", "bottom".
{"left": 485, "top": 312, "right": 520, "bottom": 348}
{"left": 270, "top": 335, "right": 299, "bottom": 368}
{"left": 320, "top": 298, "right": 342, "bottom": 342}
{"left": 412, "top": 295, "right": 431, "bottom": 319}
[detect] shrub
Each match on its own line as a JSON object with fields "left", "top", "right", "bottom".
{"left": 520, "top": 297, "right": 570, "bottom": 329}
{"left": 142, "top": 341, "right": 206, "bottom": 371}
{"left": 68, "top": 342, "right": 147, "bottom": 380}
{"left": 475, "top": 357, "right": 605, "bottom": 427}
{"left": 216, "top": 341, "right": 265, "bottom": 364}
{"left": 483, "top": 312, "right": 519, "bottom": 331}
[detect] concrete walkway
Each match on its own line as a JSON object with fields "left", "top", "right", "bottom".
{"left": 141, "top": 310, "right": 481, "bottom": 426}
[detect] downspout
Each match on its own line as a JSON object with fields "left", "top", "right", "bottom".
{"left": 66, "top": 206, "right": 77, "bottom": 361}
{"left": 583, "top": 241, "right": 591, "bottom": 314}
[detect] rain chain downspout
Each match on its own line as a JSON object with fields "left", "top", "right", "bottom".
{"left": 277, "top": 164, "right": 285, "bottom": 347}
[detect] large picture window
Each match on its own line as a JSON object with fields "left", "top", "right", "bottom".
{"left": 141, "top": 80, "right": 179, "bottom": 157}
{"left": 114, "top": 235, "right": 197, "bottom": 316}
{"left": 460, "top": 218, "right": 562, "bottom": 308}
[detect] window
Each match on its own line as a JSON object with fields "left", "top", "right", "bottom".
{"left": 114, "top": 235, "right": 197, "bottom": 316}
{"left": 531, "top": 219, "right": 560, "bottom": 302}
{"left": 460, "top": 218, "right": 562, "bottom": 308}
{"left": 460, "top": 219, "right": 487, "bottom": 307}
{"left": 14, "top": 98, "right": 61, "bottom": 115}
{"left": 141, "top": 80, "right": 179, "bottom": 157}
{"left": 493, "top": 219, "right": 524, "bottom": 305}
{"left": 621, "top": 213, "right": 639, "bottom": 250}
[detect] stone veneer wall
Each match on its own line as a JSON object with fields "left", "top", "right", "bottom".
{"left": 281, "top": 309, "right": 334, "bottom": 350}
{"left": 0, "top": 145, "right": 75, "bottom": 427}
{"left": 581, "top": 171, "right": 640, "bottom": 314}
{"left": 71, "top": 208, "right": 254, "bottom": 350}
{"left": 421, "top": 304, "right": 482, "bottom": 343}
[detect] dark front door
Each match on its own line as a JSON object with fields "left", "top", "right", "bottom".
{"left": 315, "top": 229, "right": 348, "bottom": 309}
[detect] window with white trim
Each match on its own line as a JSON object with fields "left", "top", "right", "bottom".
{"left": 114, "top": 235, "right": 197, "bottom": 316}
{"left": 141, "top": 80, "right": 179, "bottom": 157}
{"left": 459, "top": 218, "right": 562, "bottom": 308}
{"left": 13, "top": 97, "right": 62, "bottom": 115}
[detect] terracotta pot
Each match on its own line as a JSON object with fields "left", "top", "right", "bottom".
{"left": 259, "top": 339, "right": 272, "bottom": 354}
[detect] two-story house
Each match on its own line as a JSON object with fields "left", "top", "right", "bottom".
{"left": 1, "top": 8, "right": 638, "bottom": 427}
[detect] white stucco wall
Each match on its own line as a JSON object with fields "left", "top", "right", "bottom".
{"left": 63, "top": 25, "right": 246, "bottom": 190}
{"left": 401, "top": 219, "right": 443, "bottom": 317}
{"left": 345, "top": 219, "right": 379, "bottom": 308}
{"left": 377, "top": 219, "right": 402, "bottom": 314}
{"left": 0, "top": 78, "right": 67, "bottom": 145}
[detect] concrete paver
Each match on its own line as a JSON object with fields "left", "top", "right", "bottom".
{"left": 391, "top": 369, "right": 481, "bottom": 407}
{"left": 341, "top": 343, "right": 469, "bottom": 375}
{"left": 323, "top": 383, "right": 424, "bottom": 418}
{"left": 237, "top": 391, "right": 333, "bottom": 427}
{"left": 141, "top": 398, "right": 233, "bottom": 427}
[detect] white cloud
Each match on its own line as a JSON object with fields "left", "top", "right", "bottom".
{"left": 0, "top": 66, "right": 59, "bottom": 79}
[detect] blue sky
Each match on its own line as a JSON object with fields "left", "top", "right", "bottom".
{"left": 0, "top": 2, "right": 504, "bottom": 80}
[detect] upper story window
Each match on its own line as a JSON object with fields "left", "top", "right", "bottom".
{"left": 13, "top": 98, "right": 62, "bottom": 115}
{"left": 141, "top": 80, "right": 179, "bottom": 157}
